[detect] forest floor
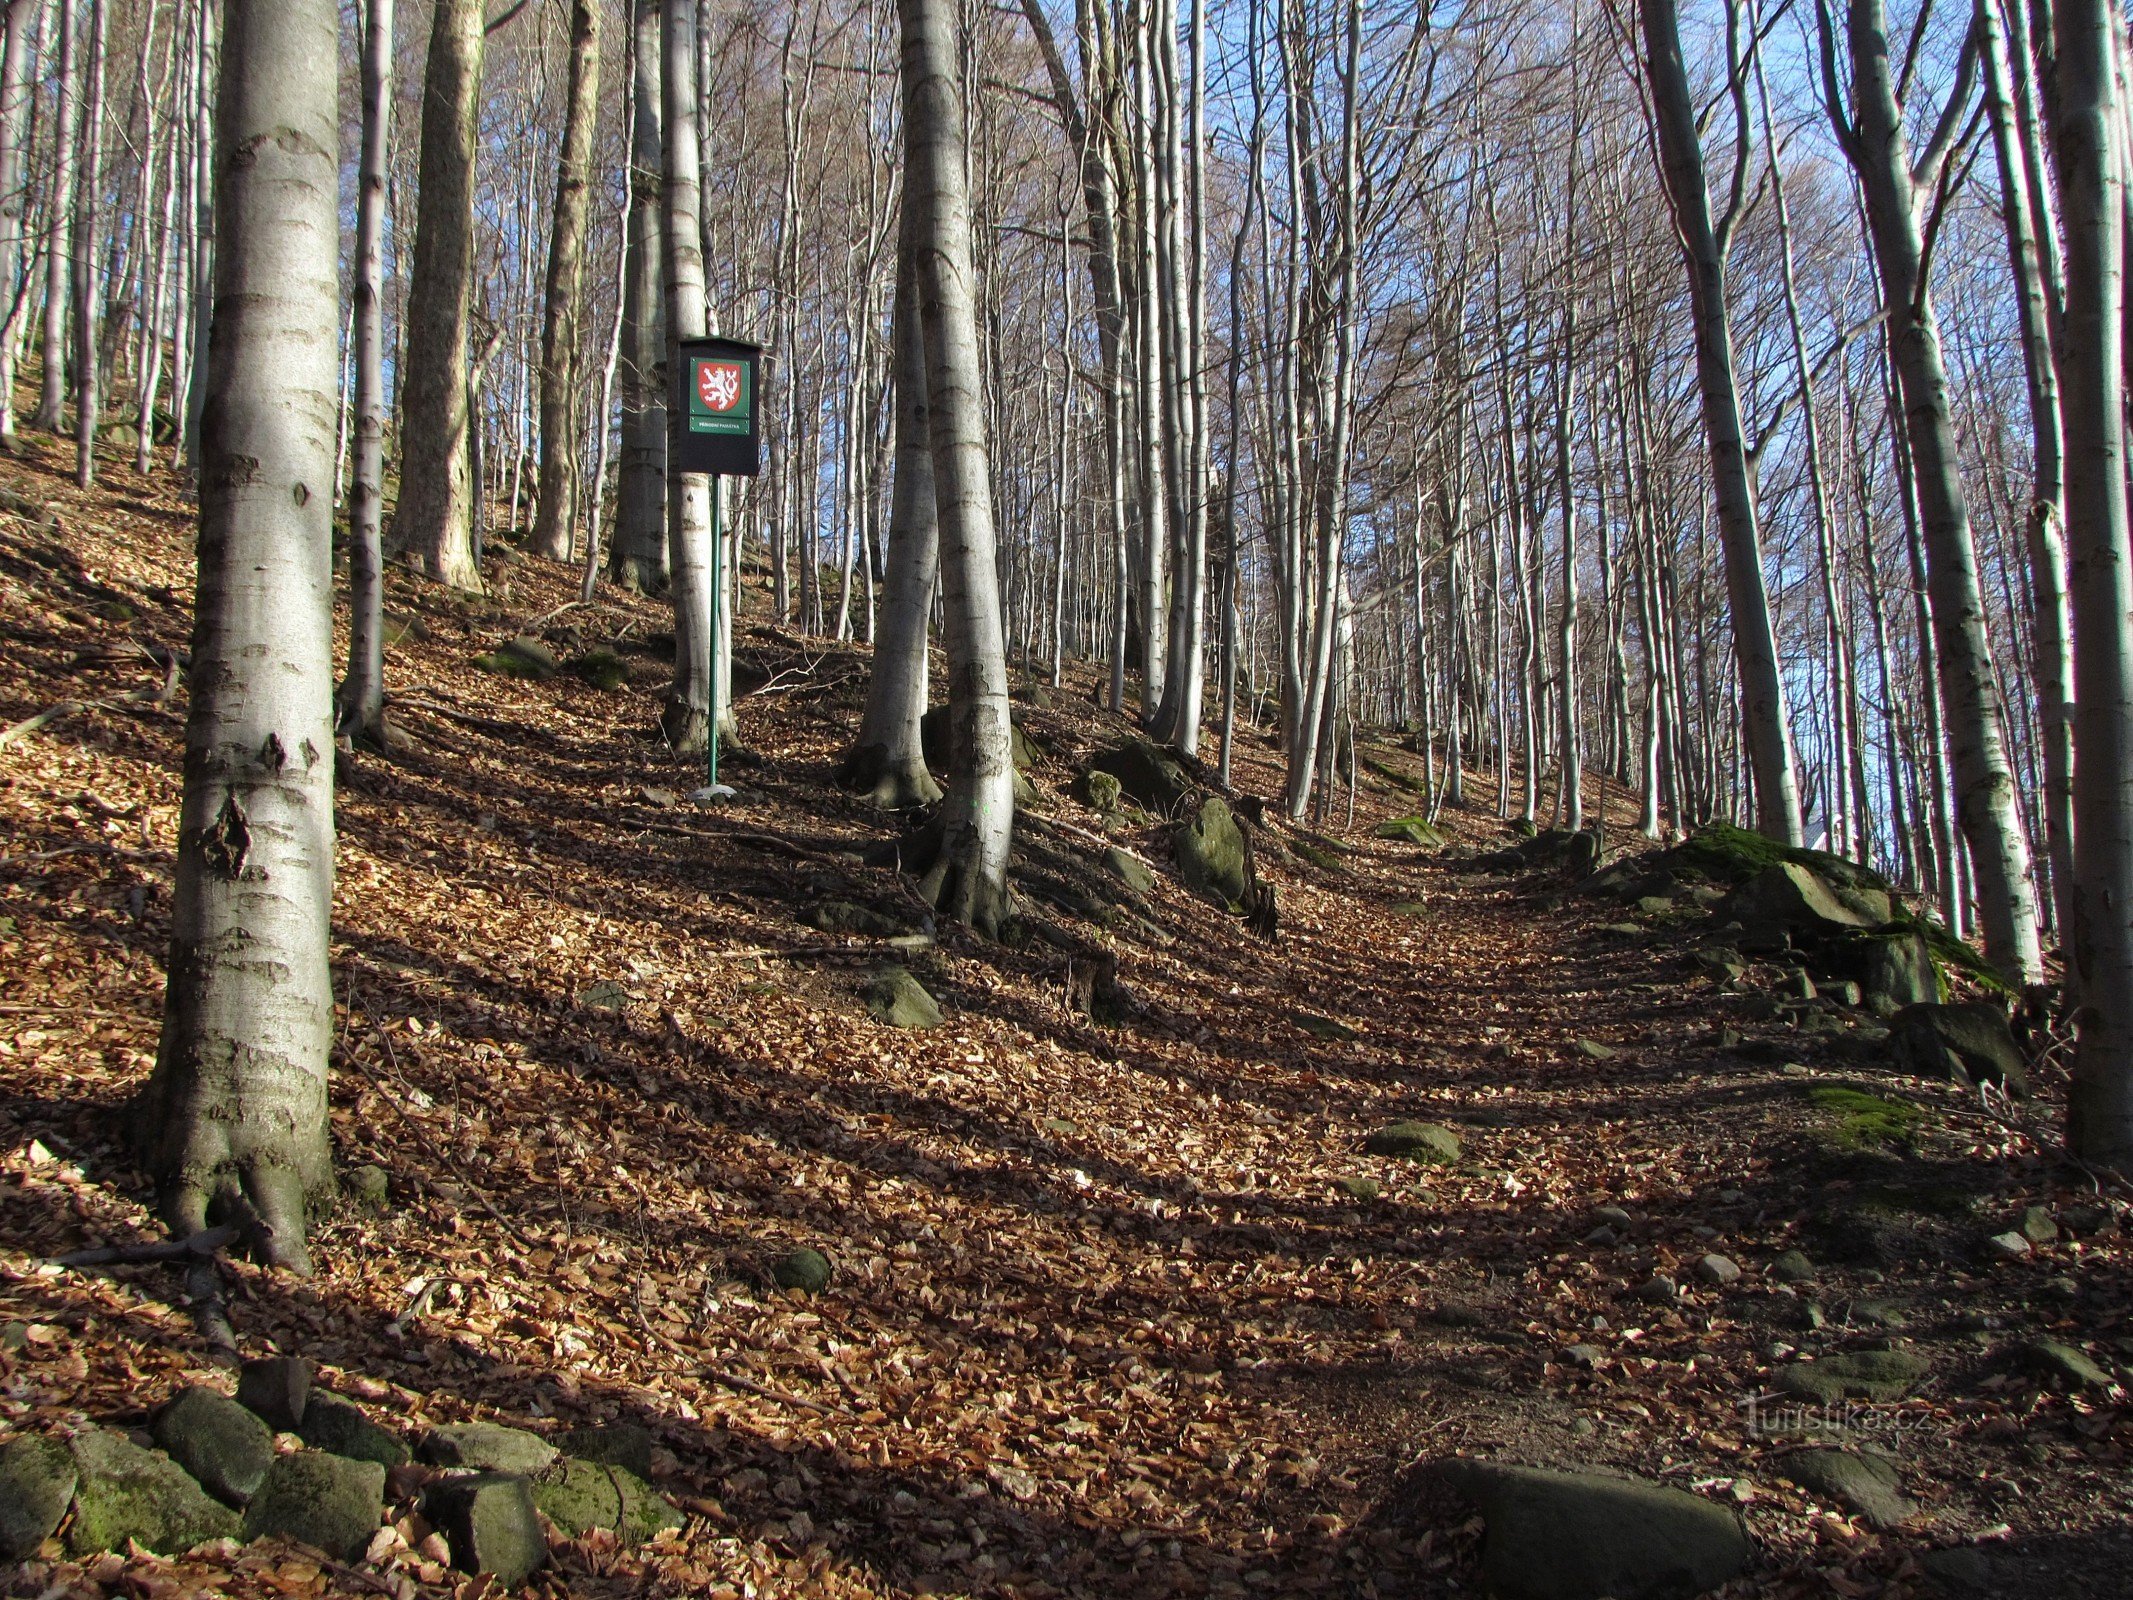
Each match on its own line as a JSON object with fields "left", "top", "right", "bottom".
{"left": 1, "top": 435, "right": 2130, "bottom": 1600}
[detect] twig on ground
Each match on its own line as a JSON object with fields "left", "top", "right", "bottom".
{"left": 0, "top": 700, "right": 85, "bottom": 747}
{"left": 57, "top": 1224, "right": 236, "bottom": 1267}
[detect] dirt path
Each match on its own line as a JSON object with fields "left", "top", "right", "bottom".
{"left": 1, "top": 442, "right": 2128, "bottom": 1599}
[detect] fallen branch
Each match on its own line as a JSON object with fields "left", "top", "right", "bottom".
{"left": 702, "top": 1364, "right": 849, "bottom": 1417}
{"left": 57, "top": 1224, "right": 236, "bottom": 1267}
{"left": 185, "top": 1257, "right": 239, "bottom": 1366}
{"left": 0, "top": 700, "right": 85, "bottom": 748}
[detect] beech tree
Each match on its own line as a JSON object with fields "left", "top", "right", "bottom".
{"left": 140, "top": 0, "right": 340, "bottom": 1269}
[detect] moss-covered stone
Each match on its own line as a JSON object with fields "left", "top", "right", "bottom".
{"left": 1175, "top": 798, "right": 1249, "bottom": 907}
{"left": 0, "top": 1435, "right": 76, "bottom": 1559}
{"left": 342, "top": 1164, "right": 391, "bottom": 1209}
{"left": 1293, "top": 1011, "right": 1360, "bottom": 1041}
{"left": 568, "top": 648, "right": 629, "bottom": 690}
{"left": 151, "top": 1385, "right": 275, "bottom": 1507}
{"left": 1088, "top": 738, "right": 1192, "bottom": 813}
{"left": 1363, "top": 1121, "right": 1461, "bottom": 1164}
{"left": 865, "top": 965, "right": 941, "bottom": 1029}
{"left": 1890, "top": 1002, "right": 2028, "bottom": 1094}
{"left": 772, "top": 1247, "right": 832, "bottom": 1294}
{"left": 553, "top": 1424, "right": 654, "bottom": 1481}
{"left": 296, "top": 1393, "right": 409, "bottom": 1469}
{"left": 1291, "top": 839, "right": 1347, "bottom": 873}
{"left": 474, "top": 636, "right": 557, "bottom": 679}
{"left": 420, "top": 1422, "right": 558, "bottom": 1475}
{"left": 1774, "top": 1348, "right": 1931, "bottom": 1403}
{"left": 1078, "top": 769, "right": 1124, "bottom": 812}
{"left": 241, "top": 1450, "right": 386, "bottom": 1562}
{"left": 1335, "top": 1175, "right": 1381, "bottom": 1201}
{"left": 425, "top": 1472, "right": 547, "bottom": 1586}
{"left": 1360, "top": 755, "right": 1428, "bottom": 795}
{"left": 66, "top": 1429, "right": 241, "bottom": 1554}
{"left": 804, "top": 898, "right": 905, "bottom": 937}
{"left": 1374, "top": 814, "right": 1444, "bottom": 848}
{"left": 1855, "top": 930, "right": 1941, "bottom": 1007}
{"left": 1102, "top": 847, "right": 1155, "bottom": 894}
{"left": 236, "top": 1356, "right": 312, "bottom": 1432}
{"left": 532, "top": 1457, "right": 683, "bottom": 1546}
{"left": 1723, "top": 862, "right": 1890, "bottom": 942}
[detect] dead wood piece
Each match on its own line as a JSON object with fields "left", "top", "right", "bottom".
{"left": 57, "top": 1224, "right": 238, "bottom": 1267}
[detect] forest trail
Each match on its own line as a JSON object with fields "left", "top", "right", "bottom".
{"left": 2, "top": 439, "right": 2130, "bottom": 1598}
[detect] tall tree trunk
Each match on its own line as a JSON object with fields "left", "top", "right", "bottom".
{"left": 840, "top": 212, "right": 942, "bottom": 810}
{"left": 140, "top": 0, "right": 338, "bottom": 1271}
{"left": 69, "top": 0, "right": 101, "bottom": 486}
{"left": 32, "top": 0, "right": 75, "bottom": 433}
{"left": 2054, "top": 0, "right": 2133, "bottom": 1167}
{"left": 899, "top": 0, "right": 1013, "bottom": 934}
{"left": 658, "top": 0, "right": 715, "bottom": 756}
{"left": 612, "top": 0, "right": 666, "bottom": 593}
{"left": 339, "top": 0, "right": 392, "bottom": 743}
{"left": 1821, "top": 0, "right": 2044, "bottom": 982}
{"left": 0, "top": 0, "right": 36, "bottom": 444}
{"left": 529, "top": 0, "right": 601, "bottom": 563}
{"left": 1640, "top": 0, "right": 1804, "bottom": 844}
{"left": 393, "top": 0, "right": 485, "bottom": 590}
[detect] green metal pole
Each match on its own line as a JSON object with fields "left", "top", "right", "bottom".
{"left": 708, "top": 475, "right": 722, "bottom": 791}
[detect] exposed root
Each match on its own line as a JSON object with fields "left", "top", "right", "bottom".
{"left": 836, "top": 741, "right": 942, "bottom": 809}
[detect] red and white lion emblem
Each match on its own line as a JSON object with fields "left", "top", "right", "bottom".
{"left": 699, "top": 361, "right": 742, "bottom": 412}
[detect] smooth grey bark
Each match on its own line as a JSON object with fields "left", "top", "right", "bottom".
{"left": 529, "top": 0, "right": 601, "bottom": 563}
{"left": 394, "top": 0, "right": 484, "bottom": 590}
{"left": 612, "top": 0, "right": 666, "bottom": 593}
{"left": 1640, "top": 0, "right": 1804, "bottom": 846}
{"left": 899, "top": 0, "right": 1014, "bottom": 934}
{"left": 840, "top": 215, "right": 942, "bottom": 810}
{"left": 2053, "top": 0, "right": 2133, "bottom": 1168}
{"left": 1819, "top": 0, "right": 2043, "bottom": 983}
{"left": 179, "top": 0, "right": 217, "bottom": 473}
{"left": 31, "top": 0, "right": 73, "bottom": 432}
{"left": 141, "top": 0, "right": 339, "bottom": 1271}
{"left": 0, "top": 0, "right": 35, "bottom": 443}
{"left": 338, "top": 0, "right": 392, "bottom": 743}
{"left": 68, "top": 0, "right": 100, "bottom": 485}
{"left": 658, "top": 0, "right": 714, "bottom": 756}
{"left": 1981, "top": 0, "right": 2077, "bottom": 941}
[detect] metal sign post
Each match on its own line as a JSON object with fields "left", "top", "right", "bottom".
{"left": 672, "top": 337, "right": 763, "bottom": 800}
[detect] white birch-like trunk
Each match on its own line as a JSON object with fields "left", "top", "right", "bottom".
{"left": 900, "top": 0, "right": 1013, "bottom": 934}
{"left": 613, "top": 0, "right": 666, "bottom": 593}
{"left": 142, "top": 0, "right": 339, "bottom": 1270}
{"left": 529, "top": 0, "right": 601, "bottom": 564}
{"left": 338, "top": 0, "right": 391, "bottom": 743}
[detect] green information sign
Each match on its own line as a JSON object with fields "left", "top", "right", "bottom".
{"left": 689, "top": 354, "right": 751, "bottom": 434}
{"left": 672, "top": 336, "right": 762, "bottom": 477}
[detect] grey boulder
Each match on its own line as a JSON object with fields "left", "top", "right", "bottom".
{"left": 242, "top": 1450, "right": 387, "bottom": 1562}
{"left": 152, "top": 1385, "right": 275, "bottom": 1507}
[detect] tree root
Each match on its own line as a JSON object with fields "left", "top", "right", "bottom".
{"left": 836, "top": 741, "right": 941, "bottom": 809}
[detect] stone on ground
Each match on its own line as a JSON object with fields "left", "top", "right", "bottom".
{"left": 532, "top": 1457, "right": 683, "bottom": 1545}
{"left": 241, "top": 1450, "right": 387, "bottom": 1562}
{"left": 1776, "top": 1448, "right": 1916, "bottom": 1529}
{"left": 476, "top": 636, "right": 558, "bottom": 679}
{"left": 236, "top": 1356, "right": 312, "bottom": 1432}
{"left": 295, "top": 1393, "right": 410, "bottom": 1468}
{"left": 65, "top": 1429, "right": 241, "bottom": 1554}
{"left": 1774, "top": 1349, "right": 1931, "bottom": 1403}
{"left": 1174, "top": 797, "right": 1250, "bottom": 907}
{"left": 805, "top": 899, "right": 905, "bottom": 937}
{"left": 1723, "top": 862, "right": 1888, "bottom": 944}
{"left": 2018, "top": 1205, "right": 2058, "bottom": 1244}
{"left": 1102, "top": 847, "right": 1155, "bottom": 894}
{"left": 342, "top": 1163, "right": 391, "bottom": 1208}
{"left": 1363, "top": 1121, "right": 1461, "bottom": 1164}
{"left": 2020, "top": 1339, "right": 2113, "bottom": 1390}
{"left": 773, "top": 1247, "right": 833, "bottom": 1294}
{"left": 1427, "top": 1457, "right": 1752, "bottom": 1600}
{"left": 1890, "top": 1002, "right": 2029, "bottom": 1095}
{"left": 1697, "top": 1254, "right": 1741, "bottom": 1285}
{"left": 1770, "top": 1250, "right": 1816, "bottom": 1283}
{"left": 151, "top": 1385, "right": 275, "bottom": 1507}
{"left": 1374, "top": 814, "right": 1443, "bottom": 847}
{"left": 426, "top": 1472, "right": 547, "bottom": 1587}
{"left": 0, "top": 1434, "right": 76, "bottom": 1559}
{"left": 865, "top": 966, "right": 942, "bottom": 1029}
{"left": 1859, "top": 931, "right": 1938, "bottom": 1007}
{"left": 554, "top": 1423, "right": 655, "bottom": 1480}
{"left": 1077, "top": 769, "right": 1124, "bottom": 812}
{"left": 1087, "top": 738, "right": 1192, "bottom": 813}
{"left": 420, "top": 1422, "right": 558, "bottom": 1476}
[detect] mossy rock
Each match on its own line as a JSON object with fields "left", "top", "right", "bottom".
{"left": 1291, "top": 838, "right": 1347, "bottom": 874}
{"left": 420, "top": 1422, "right": 557, "bottom": 1476}
{"left": 1335, "top": 1175, "right": 1382, "bottom": 1201}
{"left": 1078, "top": 769, "right": 1124, "bottom": 812}
{"left": 151, "top": 1385, "right": 274, "bottom": 1507}
{"left": 425, "top": 1473, "right": 546, "bottom": 1587}
{"left": 1293, "top": 1011, "right": 1360, "bottom": 1042}
{"left": 1374, "top": 814, "right": 1443, "bottom": 848}
{"left": 568, "top": 648, "right": 629, "bottom": 690}
{"left": 804, "top": 899, "right": 906, "bottom": 938}
{"left": 381, "top": 613, "right": 430, "bottom": 647}
{"left": 66, "top": 1430, "right": 241, "bottom": 1554}
{"left": 533, "top": 1457, "right": 683, "bottom": 1546}
{"left": 296, "top": 1393, "right": 409, "bottom": 1469}
{"left": 554, "top": 1424, "right": 654, "bottom": 1480}
{"left": 1175, "top": 798, "right": 1249, "bottom": 907}
{"left": 341, "top": 1163, "right": 391, "bottom": 1209}
{"left": 241, "top": 1450, "right": 386, "bottom": 1562}
{"left": 772, "top": 1247, "right": 832, "bottom": 1294}
{"left": 1088, "top": 738, "right": 1193, "bottom": 814}
{"left": 0, "top": 1435, "right": 76, "bottom": 1559}
{"left": 1774, "top": 1348, "right": 1931, "bottom": 1403}
{"left": 474, "top": 635, "right": 558, "bottom": 680}
{"left": 1360, "top": 755, "right": 1428, "bottom": 795}
{"left": 865, "top": 965, "right": 941, "bottom": 1029}
{"left": 1363, "top": 1121, "right": 1461, "bottom": 1164}
{"left": 1672, "top": 821, "right": 1892, "bottom": 898}
{"left": 1808, "top": 1087, "right": 1924, "bottom": 1150}
{"left": 1102, "top": 847, "right": 1156, "bottom": 894}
